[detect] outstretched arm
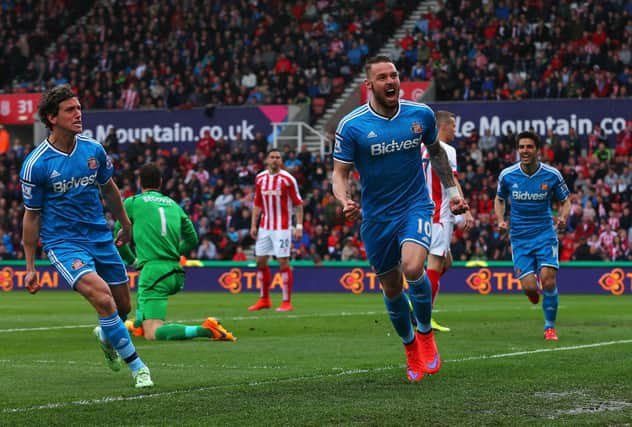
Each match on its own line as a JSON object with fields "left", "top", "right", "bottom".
{"left": 426, "top": 142, "right": 469, "bottom": 214}
{"left": 332, "top": 160, "right": 360, "bottom": 222}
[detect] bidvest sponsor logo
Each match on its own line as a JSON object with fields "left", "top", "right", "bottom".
{"left": 52, "top": 173, "right": 97, "bottom": 192}
{"left": 512, "top": 190, "right": 547, "bottom": 201}
{"left": 370, "top": 136, "right": 421, "bottom": 156}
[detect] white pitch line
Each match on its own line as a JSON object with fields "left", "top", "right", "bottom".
{"left": 449, "top": 339, "right": 632, "bottom": 362}
{"left": 0, "top": 324, "right": 97, "bottom": 333}
{"left": 0, "top": 304, "right": 536, "bottom": 333}
{"left": 3, "top": 338, "right": 632, "bottom": 414}
{"left": 1, "top": 312, "right": 387, "bottom": 333}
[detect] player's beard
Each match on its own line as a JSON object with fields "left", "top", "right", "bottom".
{"left": 520, "top": 156, "right": 538, "bottom": 173}
{"left": 372, "top": 85, "right": 399, "bottom": 114}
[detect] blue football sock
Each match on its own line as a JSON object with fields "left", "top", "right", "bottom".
{"left": 542, "top": 287, "right": 558, "bottom": 330}
{"left": 99, "top": 311, "right": 147, "bottom": 374}
{"left": 407, "top": 272, "right": 432, "bottom": 333}
{"left": 383, "top": 292, "right": 415, "bottom": 344}
{"left": 185, "top": 326, "right": 199, "bottom": 338}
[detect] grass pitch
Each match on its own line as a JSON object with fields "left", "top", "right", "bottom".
{"left": 1, "top": 291, "right": 632, "bottom": 426}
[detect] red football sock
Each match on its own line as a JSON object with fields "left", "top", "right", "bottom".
{"left": 427, "top": 269, "right": 441, "bottom": 306}
{"left": 280, "top": 266, "right": 293, "bottom": 302}
{"left": 258, "top": 266, "right": 272, "bottom": 299}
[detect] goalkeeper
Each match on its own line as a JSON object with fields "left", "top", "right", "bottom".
{"left": 116, "top": 163, "right": 236, "bottom": 342}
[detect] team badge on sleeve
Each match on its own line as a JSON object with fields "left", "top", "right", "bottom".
{"left": 21, "top": 183, "right": 33, "bottom": 199}
{"left": 106, "top": 156, "right": 113, "bottom": 169}
{"left": 334, "top": 138, "right": 341, "bottom": 153}
{"left": 87, "top": 157, "right": 98, "bottom": 169}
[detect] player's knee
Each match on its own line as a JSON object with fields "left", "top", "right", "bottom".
{"left": 541, "top": 277, "right": 556, "bottom": 290}
{"left": 520, "top": 276, "right": 538, "bottom": 292}
{"left": 444, "top": 257, "right": 453, "bottom": 271}
{"left": 93, "top": 294, "right": 118, "bottom": 315}
{"left": 400, "top": 262, "right": 424, "bottom": 280}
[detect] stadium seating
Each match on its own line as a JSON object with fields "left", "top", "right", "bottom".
{"left": 0, "top": 0, "right": 630, "bottom": 262}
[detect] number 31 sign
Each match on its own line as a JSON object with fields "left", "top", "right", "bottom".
{"left": 0, "top": 93, "right": 42, "bottom": 124}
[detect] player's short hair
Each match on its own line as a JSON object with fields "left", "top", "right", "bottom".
{"left": 266, "top": 148, "right": 282, "bottom": 157}
{"left": 38, "top": 84, "right": 76, "bottom": 130}
{"left": 436, "top": 110, "right": 455, "bottom": 125}
{"left": 138, "top": 163, "right": 162, "bottom": 189}
{"left": 364, "top": 55, "right": 394, "bottom": 77}
{"left": 516, "top": 130, "right": 541, "bottom": 148}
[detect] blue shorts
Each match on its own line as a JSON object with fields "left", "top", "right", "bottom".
{"left": 361, "top": 207, "right": 433, "bottom": 275}
{"left": 47, "top": 241, "right": 128, "bottom": 288}
{"left": 511, "top": 235, "right": 559, "bottom": 280}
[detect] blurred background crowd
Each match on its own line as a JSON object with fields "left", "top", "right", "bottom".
{"left": 0, "top": 0, "right": 630, "bottom": 262}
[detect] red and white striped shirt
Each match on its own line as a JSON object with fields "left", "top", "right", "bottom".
{"left": 121, "top": 87, "right": 139, "bottom": 110}
{"left": 421, "top": 141, "right": 459, "bottom": 224}
{"left": 254, "top": 169, "right": 303, "bottom": 230}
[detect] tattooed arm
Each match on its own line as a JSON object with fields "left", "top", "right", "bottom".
{"left": 426, "top": 141, "right": 469, "bottom": 214}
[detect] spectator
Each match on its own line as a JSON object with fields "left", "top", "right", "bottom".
{"left": 592, "top": 141, "right": 613, "bottom": 163}
{"left": 103, "top": 127, "right": 119, "bottom": 157}
{"left": 572, "top": 237, "right": 595, "bottom": 260}
{"left": 215, "top": 186, "right": 235, "bottom": 214}
{"left": 196, "top": 130, "right": 216, "bottom": 159}
{"left": 560, "top": 231, "right": 577, "bottom": 262}
{"left": 197, "top": 237, "right": 217, "bottom": 260}
{"left": 0, "top": 125, "right": 9, "bottom": 155}
{"left": 598, "top": 221, "right": 617, "bottom": 254}
{"left": 284, "top": 150, "right": 302, "bottom": 170}
{"left": 232, "top": 245, "right": 248, "bottom": 261}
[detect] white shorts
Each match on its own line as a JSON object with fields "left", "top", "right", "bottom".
{"left": 255, "top": 228, "right": 292, "bottom": 258}
{"left": 428, "top": 222, "right": 454, "bottom": 257}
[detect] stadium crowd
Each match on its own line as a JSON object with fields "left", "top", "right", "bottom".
{"left": 3, "top": 0, "right": 630, "bottom": 112}
{"left": 0, "top": 0, "right": 631, "bottom": 263}
{"left": 405, "top": 0, "right": 632, "bottom": 101}
{"left": 0, "top": 121, "right": 630, "bottom": 263}
{"left": 3, "top": 0, "right": 417, "bottom": 119}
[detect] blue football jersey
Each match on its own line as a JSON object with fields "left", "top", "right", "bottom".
{"left": 333, "top": 100, "right": 438, "bottom": 221}
{"left": 20, "top": 135, "right": 115, "bottom": 249}
{"left": 496, "top": 162, "right": 570, "bottom": 240}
